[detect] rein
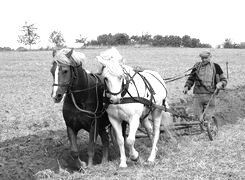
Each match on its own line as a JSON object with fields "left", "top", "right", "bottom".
{"left": 163, "top": 61, "right": 212, "bottom": 83}
{"left": 69, "top": 73, "right": 105, "bottom": 118}
{"left": 163, "top": 66, "right": 195, "bottom": 83}
{"left": 53, "top": 61, "right": 105, "bottom": 117}
{"left": 53, "top": 62, "right": 105, "bottom": 144}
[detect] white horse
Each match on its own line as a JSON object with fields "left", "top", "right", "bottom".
{"left": 97, "top": 47, "right": 170, "bottom": 167}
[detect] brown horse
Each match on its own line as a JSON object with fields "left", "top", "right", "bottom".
{"left": 50, "top": 48, "right": 111, "bottom": 170}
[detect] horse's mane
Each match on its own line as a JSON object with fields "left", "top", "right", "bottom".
{"left": 54, "top": 48, "right": 86, "bottom": 67}
{"left": 132, "top": 66, "right": 145, "bottom": 72}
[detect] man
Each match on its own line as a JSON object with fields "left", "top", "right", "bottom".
{"left": 183, "top": 50, "right": 227, "bottom": 122}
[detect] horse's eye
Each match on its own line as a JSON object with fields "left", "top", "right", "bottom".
{"left": 63, "top": 70, "right": 68, "bottom": 74}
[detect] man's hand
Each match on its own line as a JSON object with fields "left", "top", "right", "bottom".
{"left": 183, "top": 86, "right": 189, "bottom": 94}
{"left": 216, "top": 82, "right": 223, "bottom": 90}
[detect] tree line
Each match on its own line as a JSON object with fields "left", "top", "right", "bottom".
{"left": 1, "top": 22, "right": 245, "bottom": 50}
{"left": 86, "top": 33, "right": 212, "bottom": 48}
{"left": 16, "top": 23, "right": 212, "bottom": 49}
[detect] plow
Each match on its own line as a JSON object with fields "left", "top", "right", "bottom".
{"left": 112, "top": 89, "right": 219, "bottom": 141}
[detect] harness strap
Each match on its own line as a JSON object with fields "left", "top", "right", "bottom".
{"left": 71, "top": 93, "right": 97, "bottom": 115}
{"left": 70, "top": 74, "right": 105, "bottom": 144}
{"left": 104, "top": 96, "right": 189, "bottom": 119}
{"left": 121, "top": 78, "right": 130, "bottom": 97}
{"left": 123, "top": 69, "right": 140, "bottom": 97}
{"left": 107, "top": 97, "right": 167, "bottom": 111}
{"left": 137, "top": 73, "right": 156, "bottom": 101}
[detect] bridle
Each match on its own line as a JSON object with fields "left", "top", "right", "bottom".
{"left": 104, "top": 78, "right": 129, "bottom": 96}
{"left": 52, "top": 64, "right": 77, "bottom": 94}
{"left": 103, "top": 67, "right": 137, "bottom": 98}
{"left": 52, "top": 49, "right": 79, "bottom": 93}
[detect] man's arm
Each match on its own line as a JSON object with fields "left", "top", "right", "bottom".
{"left": 215, "top": 63, "right": 227, "bottom": 88}
{"left": 184, "top": 68, "right": 196, "bottom": 90}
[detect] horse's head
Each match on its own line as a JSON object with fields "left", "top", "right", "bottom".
{"left": 50, "top": 48, "right": 86, "bottom": 103}
{"left": 97, "top": 47, "right": 125, "bottom": 103}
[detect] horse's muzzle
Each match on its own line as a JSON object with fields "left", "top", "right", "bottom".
{"left": 53, "top": 93, "right": 63, "bottom": 103}
{"left": 109, "top": 96, "right": 121, "bottom": 104}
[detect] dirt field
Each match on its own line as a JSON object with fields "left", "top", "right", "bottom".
{"left": 0, "top": 47, "right": 245, "bottom": 179}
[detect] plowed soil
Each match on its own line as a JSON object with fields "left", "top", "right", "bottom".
{"left": 1, "top": 48, "right": 245, "bottom": 179}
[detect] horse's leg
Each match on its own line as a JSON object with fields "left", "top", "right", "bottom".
{"left": 141, "top": 117, "right": 153, "bottom": 141}
{"left": 161, "top": 112, "right": 177, "bottom": 144}
{"left": 122, "top": 121, "right": 127, "bottom": 140}
{"left": 127, "top": 115, "right": 140, "bottom": 161}
{"left": 110, "top": 118, "right": 127, "bottom": 168}
{"left": 148, "top": 109, "right": 162, "bottom": 162}
{"left": 88, "top": 123, "right": 98, "bottom": 167}
{"left": 67, "top": 127, "right": 86, "bottom": 169}
{"left": 99, "top": 128, "right": 109, "bottom": 164}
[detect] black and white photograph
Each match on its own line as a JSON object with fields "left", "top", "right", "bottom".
{"left": 0, "top": 0, "right": 244, "bottom": 179}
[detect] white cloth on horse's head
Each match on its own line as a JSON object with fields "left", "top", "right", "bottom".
{"left": 54, "top": 48, "right": 86, "bottom": 67}
{"left": 99, "top": 47, "right": 125, "bottom": 64}
{"left": 107, "top": 61, "right": 125, "bottom": 77}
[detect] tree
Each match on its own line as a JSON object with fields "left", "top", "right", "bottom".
{"left": 199, "top": 43, "right": 212, "bottom": 48}
{"left": 191, "top": 38, "right": 200, "bottom": 48}
{"left": 152, "top": 35, "right": 164, "bottom": 46}
{"left": 112, "top": 33, "right": 129, "bottom": 45}
{"left": 182, "top": 35, "right": 192, "bottom": 47}
{"left": 167, "top": 35, "right": 182, "bottom": 47}
{"left": 223, "top": 39, "right": 233, "bottom": 48}
{"left": 75, "top": 34, "right": 87, "bottom": 47}
{"left": 141, "top": 32, "right": 152, "bottom": 45}
{"left": 49, "top": 31, "right": 65, "bottom": 48}
{"left": 87, "top": 40, "right": 99, "bottom": 46}
{"left": 239, "top": 42, "right": 245, "bottom": 49}
{"left": 17, "top": 22, "right": 40, "bottom": 49}
{"left": 97, "top": 34, "right": 113, "bottom": 46}
{"left": 130, "top": 35, "right": 141, "bottom": 44}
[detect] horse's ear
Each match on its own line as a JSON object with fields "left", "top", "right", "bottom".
{"left": 118, "top": 58, "right": 125, "bottom": 65}
{"left": 52, "top": 49, "right": 57, "bottom": 57}
{"left": 66, "top": 48, "right": 74, "bottom": 58}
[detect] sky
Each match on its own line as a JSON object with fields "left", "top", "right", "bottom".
{"left": 0, "top": 0, "right": 244, "bottom": 49}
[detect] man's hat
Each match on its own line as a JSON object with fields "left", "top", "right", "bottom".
{"left": 199, "top": 50, "right": 211, "bottom": 58}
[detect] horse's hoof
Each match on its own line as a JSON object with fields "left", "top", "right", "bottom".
{"left": 78, "top": 161, "right": 87, "bottom": 173}
{"left": 119, "top": 162, "right": 127, "bottom": 168}
{"left": 129, "top": 151, "right": 139, "bottom": 162}
{"left": 76, "top": 159, "right": 87, "bottom": 170}
{"left": 130, "top": 155, "right": 140, "bottom": 162}
{"left": 80, "top": 161, "right": 87, "bottom": 167}
{"left": 147, "top": 157, "right": 155, "bottom": 162}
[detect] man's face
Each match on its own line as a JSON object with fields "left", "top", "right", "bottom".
{"left": 201, "top": 56, "right": 211, "bottom": 62}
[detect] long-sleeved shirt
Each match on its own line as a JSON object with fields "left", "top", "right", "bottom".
{"left": 184, "top": 62, "right": 227, "bottom": 94}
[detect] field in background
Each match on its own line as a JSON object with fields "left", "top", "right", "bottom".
{"left": 0, "top": 47, "right": 245, "bottom": 179}
{"left": 81, "top": 47, "right": 245, "bottom": 103}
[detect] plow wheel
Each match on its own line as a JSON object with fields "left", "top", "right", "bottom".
{"left": 206, "top": 117, "right": 218, "bottom": 141}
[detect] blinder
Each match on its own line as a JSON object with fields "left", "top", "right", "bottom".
{"left": 104, "top": 76, "right": 130, "bottom": 97}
